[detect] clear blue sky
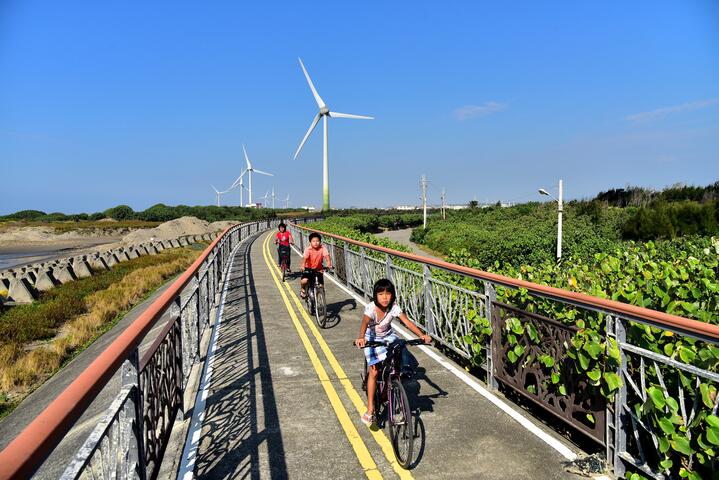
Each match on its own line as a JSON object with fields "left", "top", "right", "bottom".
{"left": 1, "top": 1, "right": 718, "bottom": 214}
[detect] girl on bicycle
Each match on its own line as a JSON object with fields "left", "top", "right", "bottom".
{"left": 274, "top": 223, "right": 295, "bottom": 271}
{"left": 355, "top": 278, "right": 431, "bottom": 426}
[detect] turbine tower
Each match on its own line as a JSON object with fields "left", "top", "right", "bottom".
{"left": 271, "top": 186, "right": 276, "bottom": 209}
{"left": 293, "top": 57, "right": 374, "bottom": 211}
{"left": 262, "top": 190, "right": 270, "bottom": 207}
{"left": 230, "top": 169, "right": 248, "bottom": 206}
{"left": 243, "top": 144, "right": 273, "bottom": 206}
{"left": 285, "top": 194, "right": 290, "bottom": 209}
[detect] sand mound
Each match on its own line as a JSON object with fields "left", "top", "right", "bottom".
{"left": 208, "top": 221, "right": 239, "bottom": 232}
{"left": 121, "top": 216, "right": 239, "bottom": 244}
{"left": 122, "top": 216, "right": 212, "bottom": 244}
{"left": 0, "top": 226, "right": 89, "bottom": 244}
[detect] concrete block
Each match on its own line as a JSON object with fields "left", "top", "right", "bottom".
{"left": 104, "top": 254, "right": 119, "bottom": 267}
{"left": 73, "top": 260, "right": 93, "bottom": 279}
{"left": 115, "top": 250, "right": 130, "bottom": 262}
{"left": 8, "top": 278, "right": 36, "bottom": 303}
{"left": 126, "top": 249, "right": 139, "bottom": 259}
{"left": 135, "top": 245, "right": 148, "bottom": 256}
{"left": 34, "top": 270, "right": 58, "bottom": 292}
{"left": 170, "top": 239, "right": 181, "bottom": 248}
{"left": 1, "top": 277, "right": 9, "bottom": 291}
{"left": 89, "top": 256, "right": 109, "bottom": 271}
{"left": 23, "top": 271, "right": 37, "bottom": 285}
{"left": 153, "top": 242, "right": 165, "bottom": 252}
{"left": 144, "top": 244, "right": 158, "bottom": 255}
{"left": 53, "top": 265, "right": 76, "bottom": 284}
{"left": 178, "top": 237, "right": 189, "bottom": 247}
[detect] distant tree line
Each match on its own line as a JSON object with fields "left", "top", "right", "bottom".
{"left": 594, "top": 181, "right": 719, "bottom": 207}
{"left": 0, "top": 204, "right": 294, "bottom": 223}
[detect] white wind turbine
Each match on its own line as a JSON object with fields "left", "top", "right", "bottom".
{"left": 262, "top": 190, "right": 270, "bottom": 208}
{"left": 230, "top": 168, "right": 248, "bottom": 207}
{"left": 242, "top": 144, "right": 273, "bottom": 206}
{"left": 284, "top": 194, "right": 290, "bottom": 209}
{"left": 271, "top": 186, "right": 276, "bottom": 209}
{"left": 210, "top": 184, "right": 232, "bottom": 207}
{"left": 293, "top": 57, "right": 373, "bottom": 211}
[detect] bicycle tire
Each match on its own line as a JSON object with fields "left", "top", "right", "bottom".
{"left": 306, "top": 288, "right": 315, "bottom": 315}
{"left": 388, "top": 378, "right": 414, "bottom": 468}
{"left": 315, "top": 286, "right": 327, "bottom": 328}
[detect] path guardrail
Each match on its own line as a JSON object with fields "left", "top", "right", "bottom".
{"left": 290, "top": 223, "right": 719, "bottom": 479}
{"left": 0, "top": 218, "right": 306, "bottom": 479}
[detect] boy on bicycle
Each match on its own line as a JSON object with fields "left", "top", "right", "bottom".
{"left": 300, "top": 232, "right": 332, "bottom": 299}
{"left": 274, "top": 223, "right": 295, "bottom": 271}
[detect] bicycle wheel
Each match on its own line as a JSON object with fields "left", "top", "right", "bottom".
{"left": 315, "top": 286, "right": 327, "bottom": 328}
{"left": 388, "top": 378, "right": 414, "bottom": 469}
{"left": 281, "top": 261, "right": 287, "bottom": 282}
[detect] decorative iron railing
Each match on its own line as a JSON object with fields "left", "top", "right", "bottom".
{"left": 0, "top": 218, "right": 315, "bottom": 480}
{"left": 290, "top": 223, "right": 719, "bottom": 479}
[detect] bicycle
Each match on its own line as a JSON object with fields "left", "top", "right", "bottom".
{"left": 278, "top": 246, "right": 291, "bottom": 282}
{"left": 303, "top": 267, "right": 330, "bottom": 328}
{"left": 356, "top": 338, "right": 425, "bottom": 468}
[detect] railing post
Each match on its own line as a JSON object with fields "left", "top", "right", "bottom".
{"left": 360, "top": 247, "right": 370, "bottom": 298}
{"left": 385, "top": 254, "right": 394, "bottom": 284}
{"left": 121, "top": 349, "right": 147, "bottom": 480}
{"left": 344, "top": 243, "right": 351, "bottom": 288}
{"left": 423, "top": 264, "right": 435, "bottom": 335}
{"left": 483, "top": 281, "right": 498, "bottom": 389}
{"left": 612, "top": 315, "right": 628, "bottom": 478}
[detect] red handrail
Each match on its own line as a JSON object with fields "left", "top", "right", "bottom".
{"left": 0, "top": 227, "right": 232, "bottom": 479}
{"left": 293, "top": 223, "right": 719, "bottom": 341}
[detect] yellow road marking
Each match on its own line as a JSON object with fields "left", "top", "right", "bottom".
{"left": 260, "top": 234, "right": 383, "bottom": 480}
{"left": 263, "top": 234, "right": 415, "bottom": 479}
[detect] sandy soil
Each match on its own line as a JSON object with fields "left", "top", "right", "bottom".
{"left": 0, "top": 216, "right": 239, "bottom": 270}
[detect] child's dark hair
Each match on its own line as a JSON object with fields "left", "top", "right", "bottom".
{"left": 309, "top": 232, "right": 321, "bottom": 242}
{"left": 372, "top": 278, "right": 396, "bottom": 310}
{"left": 278, "top": 223, "right": 286, "bottom": 230}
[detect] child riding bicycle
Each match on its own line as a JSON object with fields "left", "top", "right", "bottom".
{"left": 300, "top": 232, "right": 332, "bottom": 299}
{"left": 274, "top": 223, "right": 295, "bottom": 271}
{"left": 355, "top": 278, "right": 431, "bottom": 426}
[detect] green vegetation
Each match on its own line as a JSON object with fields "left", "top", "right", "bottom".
{"left": 0, "top": 246, "right": 204, "bottom": 419}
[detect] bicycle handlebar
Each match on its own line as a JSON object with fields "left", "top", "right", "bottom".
{"left": 353, "top": 338, "right": 427, "bottom": 348}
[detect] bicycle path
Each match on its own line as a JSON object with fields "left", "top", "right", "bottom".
{"left": 188, "top": 231, "right": 584, "bottom": 479}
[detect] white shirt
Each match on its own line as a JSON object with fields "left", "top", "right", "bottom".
{"left": 364, "top": 302, "right": 402, "bottom": 338}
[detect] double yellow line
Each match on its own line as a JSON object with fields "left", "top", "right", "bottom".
{"left": 260, "top": 233, "right": 413, "bottom": 480}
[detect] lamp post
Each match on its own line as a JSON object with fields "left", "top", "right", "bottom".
{"left": 538, "top": 178, "right": 563, "bottom": 260}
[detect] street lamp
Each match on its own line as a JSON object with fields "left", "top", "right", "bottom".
{"left": 538, "top": 178, "right": 563, "bottom": 261}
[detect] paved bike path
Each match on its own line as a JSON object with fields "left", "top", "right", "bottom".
{"left": 192, "top": 232, "right": 583, "bottom": 479}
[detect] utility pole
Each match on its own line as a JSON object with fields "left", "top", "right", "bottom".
{"left": 420, "top": 175, "right": 429, "bottom": 229}
{"left": 557, "top": 178, "right": 563, "bottom": 260}
{"left": 441, "top": 188, "right": 446, "bottom": 220}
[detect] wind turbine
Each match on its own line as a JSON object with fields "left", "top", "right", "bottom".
{"left": 271, "top": 186, "right": 276, "bottom": 209}
{"left": 262, "top": 190, "right": 270, "bottom": 208}
{"left": 230, "top": 169, "right": 248, "bottom": 206}
{"left": 285, "top": 194, "right": 290, "bottom": 209}
{"left": 293, "top": 57, "right": 373, "bottom": 210}
{"left": 210, "top": 185, "right": 231, "bottom": 207}
{"left": 243, "top": 144, "right": 273, "bottom": 206}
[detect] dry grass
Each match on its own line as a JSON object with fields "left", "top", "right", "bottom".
{"left": 0, "top": 248, "right": 200, "bottom": 416}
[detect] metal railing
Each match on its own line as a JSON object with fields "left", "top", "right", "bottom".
{"left": 290, "top": 223, "right": 719, "bottom": 478}
{"left": 0, "top": 219, "right": 285, "bottom": 480}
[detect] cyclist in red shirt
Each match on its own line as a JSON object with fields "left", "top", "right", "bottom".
{"left": 300, "top": 232, "right": 332, "bottom": 298}
{"left": 274, "top": 223, "right": 295, "bottom": 272}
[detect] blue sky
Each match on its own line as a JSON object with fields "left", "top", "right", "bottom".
{"left": 1, "top": 1, "right": 718, "bottom": 214}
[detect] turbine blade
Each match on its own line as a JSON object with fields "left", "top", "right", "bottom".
{"left": 329, "top": 111, "right": 374, "bottom": 120}
{"left": 253, "top": 169, "right": 273, "bottom": 176}
{"left": 211, "top": 184, "right": 219, "bottom": 193}
{"left": 243, "top": 144, "right": 251, "bottom": 170}
{"left": 298, "top": 57, "right": 326, "bottom": 109}
{"left": 294, "top": 113, "right": 321, "bottom": 159}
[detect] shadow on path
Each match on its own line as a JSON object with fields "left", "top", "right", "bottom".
{"left": 195, "top": 236, "right": 288, "bottom": 480}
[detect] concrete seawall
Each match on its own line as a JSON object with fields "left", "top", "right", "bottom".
{"left": 0, "top": 232, "right": 216, "bottom": 305}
